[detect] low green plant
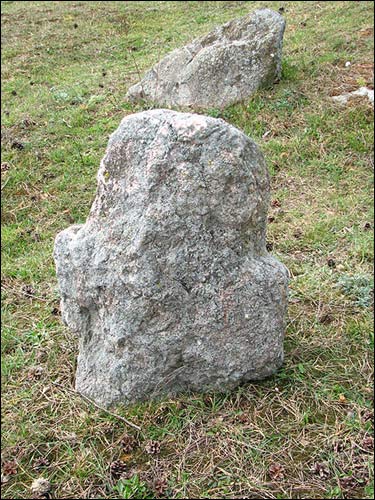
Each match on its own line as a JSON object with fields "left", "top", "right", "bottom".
{"left": 114, "top": 475, "right": 150, "bottom": 500}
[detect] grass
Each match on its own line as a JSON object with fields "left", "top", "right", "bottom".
{"left": 1, "top": 1, "right": 374, "bottom": 498}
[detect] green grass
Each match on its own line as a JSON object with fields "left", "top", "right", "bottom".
{"left": 1, "top": 1, "right": 374, "bottom": 498}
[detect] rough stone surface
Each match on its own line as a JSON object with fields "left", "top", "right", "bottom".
{"left": 126, "top": 9, "right": 286, "bottom": 110}
{"left": 54, "top": 109, "right": 288, "bottom": 407}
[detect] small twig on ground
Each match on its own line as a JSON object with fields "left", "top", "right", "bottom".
{"left": 128, "top": 49, "right": 146, "bottom": 99}
{"left": 1, "top": 177, "right": 10, "bottom": 190}
{"left": 51, "top": 380, "right": 141, "bottom": 431}
{"left": 1, "top": 284, "right": 52, "bottom": 304}
{"left": 128, "top": 49, "right": 142, "bottom": 83}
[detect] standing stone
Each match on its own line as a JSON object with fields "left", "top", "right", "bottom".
{"left": 126, "top": 9, "right": 285, "bottom": 110}
{"left": 54, "top": 109, "right": 288, "bottom": 407}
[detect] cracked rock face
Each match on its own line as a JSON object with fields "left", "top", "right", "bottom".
{"left": 126, "top": 9, "right": 285, "bottom": 110}
{"left": 54, "top": 109, "right": 288, "bottom": 407}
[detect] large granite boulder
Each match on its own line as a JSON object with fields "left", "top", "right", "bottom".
{"left": 126, "top": 9, "right": 285, "bottom": 110}
{"left": 54, "top": 109, "right": 288, "bottom": 407}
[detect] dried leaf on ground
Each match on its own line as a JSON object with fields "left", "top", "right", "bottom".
{"left": 269, "top": 463, "right": 285, "bottom": 480}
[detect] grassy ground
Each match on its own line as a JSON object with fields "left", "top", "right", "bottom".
{"left": 1, "top": 1, "right": 374, "bottom": 498}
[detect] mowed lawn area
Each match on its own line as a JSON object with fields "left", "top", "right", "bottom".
{"left": 1, "top": 1, "right": 374, "bottom": 499}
